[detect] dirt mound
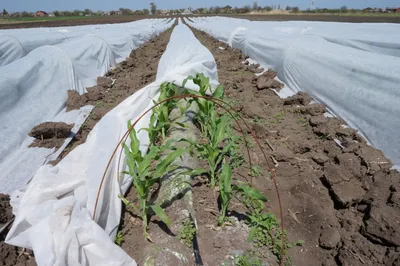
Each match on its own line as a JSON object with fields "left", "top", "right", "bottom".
{"left": 28, "top": 122, "right": 73, "bottom": 149}
{"left": 29, "top": 122, "right": 73, "bottom": 139}
{"left": 66, "top": 90, "right": 87, "bottom": 111}
{"left": 190, "top": 26, "right": 400, "bottom": 266}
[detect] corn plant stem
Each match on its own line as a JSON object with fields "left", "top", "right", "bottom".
{"left": 93, "top": 94, "right": 285, "bottom": 264}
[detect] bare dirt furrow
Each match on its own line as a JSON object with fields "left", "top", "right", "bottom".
{"left": 189, "top": 26, "right": 400, "bottom": 266}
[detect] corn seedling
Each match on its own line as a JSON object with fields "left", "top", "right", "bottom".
{"left": 95, "top": 74, "right": 287, "bottom": 264}
{"left": 178, "top": 218, "right": 196, "bottom": 247}
{"left": 122, "top": 121, "right": 187, "bottom": 241}
{"left": 142, "top": 82, "right": 182, "bottom": 144}
{"left": 218, "top": 163, "right": 233, "bottom": 225}
{"left": 182, "top": 73, "right": 224, "bottom": 136}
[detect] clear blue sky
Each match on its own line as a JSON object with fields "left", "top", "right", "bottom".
{"left": 2, "top": 0, "right": 399, "bottom": 12}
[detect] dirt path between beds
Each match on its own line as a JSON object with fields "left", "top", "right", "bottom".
{"left": 188, "top": 27, "right": 400, "bottom": 266}
{"left": 0, "top": 25, "right": 175, "bottom": 266}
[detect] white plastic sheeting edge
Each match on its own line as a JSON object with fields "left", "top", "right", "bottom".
{"left": 0, "top": 19, "right": 172, "bottom": 66}
{"left": 187, "top": 17, "right": 400, "bottom": 168}
{"left": 0, "top": 19, "right": 174, "bottom": 195}
{"left": 6, "top": 20, "right": 219, "bottom": 266}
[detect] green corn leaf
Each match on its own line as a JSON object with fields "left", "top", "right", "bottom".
{"left": 248, "top": 226, "right": 258, "bottom": 242}
{"left": 119, "top": 195, "right": 139, "bottom": 213}
{"left": 182, "top": 75, "right": 194, "bottom": 88}
{"left": 127, "top": 121, "right": 140, "bottom": 155}
{"left": 212, "top": 85, "right": 224, "bottom": 99}
{"left": 222, "top": 164, "right": 232, "bottom": 193}
{"left": 180, "top": 168, "right": 208, "bottom": 177}
{"left": 234, "top": 184, "right": 269, "bottom": 202}
{"left": 150, "top": 204, "right": 172, "bottom": 226}
{"left": 174, "top": 122, "right": 187, "bottom": 128}
{"left": 153, "top": 148, "right": 187, "bottom": 179}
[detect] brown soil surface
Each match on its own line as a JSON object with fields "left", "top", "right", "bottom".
{"left": 0, "top": 194, "right": 13, "bottom": 227}
{"left": 0, "top": 16, "right": 172, "bottom": 29}
{"left": 189, "top": 27, "right": 400, "bottom": 266}
{"left": 222, "top": 14, "right": 400, "bottom": 23}
{"left": 28, "top": 122, "right": 73, "bottom": 149}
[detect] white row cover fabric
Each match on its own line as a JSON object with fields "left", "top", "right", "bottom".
{"left": 187, "top": 17, "right": 400, "bottom": 168}
{"left": 0, "top": 19, "right": 172, "bottom": 66}
{"left": 6, "top": 20, "right": 219, "bottom": 266}
{"left": 0, "top": 18, "right": 174, "bottom": 195}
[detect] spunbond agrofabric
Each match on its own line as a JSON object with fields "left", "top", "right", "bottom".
{"left": 6, "top": 22, "right": 219, "bottom": 266}
{"left": 0, "top": 18, "right": 172, "bottom": 67}
{"left": 0, "top": 19, "right": 173, "bottom": 195}
{"left": 187, "top": 17, "right": 400, "bottom": 169}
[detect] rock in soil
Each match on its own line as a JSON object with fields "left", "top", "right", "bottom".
{"left": 319, "top": 227, "right": 341, "bottom": 249}
{"left": 28, "top": 122, "right": 73, "bottom": 139}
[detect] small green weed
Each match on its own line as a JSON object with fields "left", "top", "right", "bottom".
{"left": 234, "top": 253, "right": 263, "bottom": 266}
{"left": 96, "top": 100, "right": 105, "bottom": 108}
{"left": 178, "top": 218, "right": 196, "bottom": 247}
{"left": 252, "top": 116, "right": 266, "bottom": 125}
{"left": 318, "top": 133, "right": 331, "bottom": 140}
{"left": 272, "top": 111, "right": 286, "bottom": 124}
{"left": 249, "top": 165, "right": 261, "bottom": 177}
{"left": 115, "top": 230, "right": 124, "bottom": 246}
{"left": 245, "top": 137, "right": 255, "bottom": 149}
{"left": 297, "top": 117, "right": 308, "bottom": 127}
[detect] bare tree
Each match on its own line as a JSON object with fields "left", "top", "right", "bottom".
{"left": 150, "top": 2, "right": 157, "bottom": 15}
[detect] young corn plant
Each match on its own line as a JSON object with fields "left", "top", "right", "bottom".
{"left": 185, "top": 114, "right": 233, "bottom": 189}
{"left": 218, "top": 163, "right": 233, "bottom": 225}
{"left": 122, "top": 121, "right": 187, "bottom": 241}
{"left": 182, "top": 73, "right": 224, "bottom": 136}
{"left": 143, "top": 82, "right": 180, "bottom": 144}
